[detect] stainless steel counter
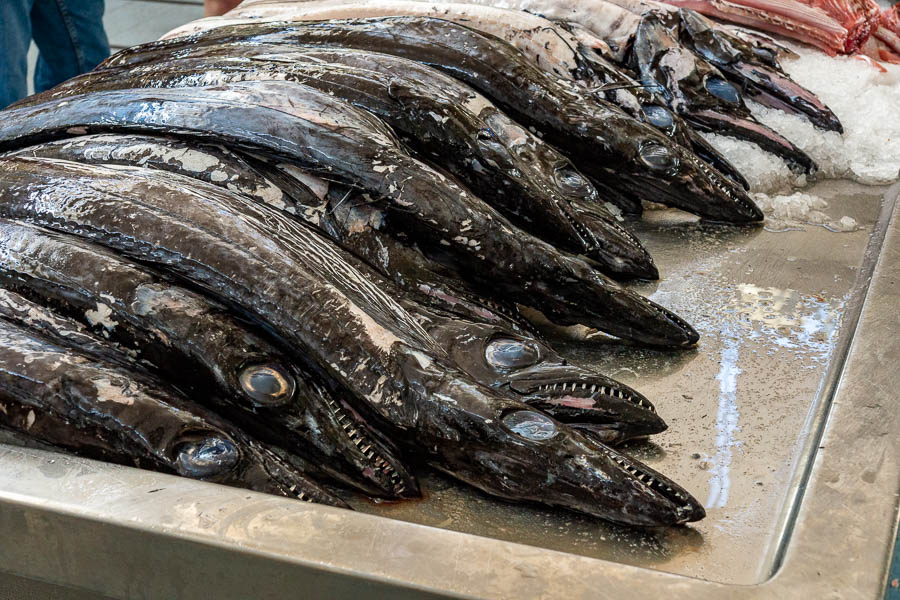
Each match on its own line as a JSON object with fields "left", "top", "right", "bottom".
{"left": 0, "top": 180, "right": 897, "bottom": 599}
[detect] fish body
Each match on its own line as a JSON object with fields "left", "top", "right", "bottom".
{"left": 0, "top": 156, "right": 702, "bottom": 525}
{"left": 0, "top": 218, "right": 416, "bottom": 497}
{"left": 0, "top": 315, "right": 344, "bottom": 506}
{"left": 20, "top": 49, "right": 656, "bottom": 279}
{"left": 96, "top": 17, "right": 763, "bottom": 223}
{"left": 0, "top": 86, "right": 698, "bottom": 345}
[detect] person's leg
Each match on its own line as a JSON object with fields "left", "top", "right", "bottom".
{"left": 31, "top": 0, "right": 109, "bottom": 94}
{"left": 0, "top": 0, "right": 34, "bottom": 108}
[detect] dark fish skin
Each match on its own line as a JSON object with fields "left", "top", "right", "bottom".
{"left": 92, "top": 16, "right": 762, "bottom": 223}
{"left": 7, "top": 134, "right": 537, "bottom": 338}
{"left": 675, "top": 9, "right": 842, "bottom": 134}
{"left": 5, "top": 136, "right": 663, "bottom": 444}
{"left": 0, "top": 316, "right": 345, "bottom": 507}
{"left": 0, "top": 218, "right": 417, "bottom": 498}
{"left": 18, "top": 47, "right": 657, "bottom": 281}
{"left": 629, "top": 11, "right": 817, "bottom": 174}
{"left": 0, "top": 157, "right": 702, "bottom": 525}
{"left": 0, "top": 85, "right": 698, "bottom": 346}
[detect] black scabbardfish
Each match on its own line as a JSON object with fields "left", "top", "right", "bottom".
{"left": 0, "top": 85, "right": 697, "bottom": 345}
{"left": 0, "top": 157, "right": 703, "bottom": 525}
{"left": 7, "top": 136, "right": 665, "bottom": 444}
{"left": 0, "top": 315, "right": 345, "bottom": 506}
{"left": 0, "top": 218, "right": 417, "bottom": 498}
{"left": 92, "top": 17, "right": 762, "bottom": 223}
{"left": 24, "top": 46, "right": 655, "bottom": 280}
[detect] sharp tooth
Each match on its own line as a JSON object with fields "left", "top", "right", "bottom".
{"left": 600, "top": 386, "right": 607, "bottom": 395}
{"left": 590, "top": 385, "right": 597, "bottom": 393}
{"left": 361, "top": 445, "right": 371, "bottom": 453}
{"left": 552, "top": 384, "right": 558, "bottom": 390}
{"left": 581, "top": 383, "right": 587, "bottom": 390}
{"left": 366, "top": 451, "right": 375, "bottom": 459}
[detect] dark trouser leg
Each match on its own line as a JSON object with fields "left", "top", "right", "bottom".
{"left": 31, "top": 0, "right": 110, "bottom": 94}
{"left": 0, "top": 0, "right": 34, "bottom": 108}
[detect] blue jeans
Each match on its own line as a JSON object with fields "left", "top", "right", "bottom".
{"left": 1, "top": 0, "right": 109, "bottom": 108}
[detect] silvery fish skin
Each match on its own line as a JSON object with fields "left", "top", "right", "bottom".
{"left": 96, "top": 17, "right": 762, "bottom": 223}
{"left": 3, "top": 137, "right": 665, "bottom": 444}
{"left": 25, "top": 46, "right": 656, "bottom": 280}
{"left": 0, "top": 157, "right": 703, "bottom": 525}
{"left": 0, "top": 218, "right": 416, "bottom": 498}
{"left": 0, "top": 315, "right": 344, "bottom": 506}
{"left": 0, "top": 84, "right": 698, "bottom": 345}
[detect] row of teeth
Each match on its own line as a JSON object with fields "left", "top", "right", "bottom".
{"left": 560, "top": 198, "right": 644, "bottom": 250}
{"left": 322, "top": 393, "right": 406, "bottom": 495}
{"left": 693, "top": 155, "right": 757, "bottom": 211}
{"left": 288, "top": 485, "right": 311, "bottom": 503}
{"left": 637, "top": 295, "right": 692, "bottom": 333}
{"left": 537, "top": 382, "right": 655, "bottom": 413}
{"left": 608, "top": 454, "right": 686, "bottom": 502}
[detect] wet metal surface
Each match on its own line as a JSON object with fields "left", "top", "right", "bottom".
{"left": 0, "top": 180, "right": 895, "bottom": 598}
{"left": 348, "top": 180, "right": 886, "bottom": 585}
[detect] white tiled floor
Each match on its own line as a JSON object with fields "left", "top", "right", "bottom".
{"left": 27, "top": 0, "right": 203, "bottom": 94}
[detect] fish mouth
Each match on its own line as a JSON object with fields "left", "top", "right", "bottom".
{"left": 686, "top": 127, "right": 751, "bottom": 190}
{"left": 727, "top": 62, "right": 843, "bottom": 133}
{"left": 620, "top": 151, "right": 764, "bottom": 224}
{"left": 316, "top": 386, "right": 419, "bottom": 499}
{"left": 226, "top": 358, "right": 418, "bottom": 499}
{"left": 508, "top": 369, "right": 668, "bottom": 445}
{"left": 404, "top": 363, "right": 701, "bottom": 526}
{"left": 568, "top": 199, "right": 660, "bottom": 280}
{"left": 593, "top": 442, "right": 707, "bottom": 525}
{"left": 170, "top": 429, "right": 348, "bottom": 508}
{"left": 687, "top": 109, "right": 817, "bottom": 175}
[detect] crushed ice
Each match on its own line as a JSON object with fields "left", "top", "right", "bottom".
{"left": 752, "top": 191, "right": 860, "bottom": 232}
{"left": 701, "top": 45, "right": 900, "bottom": 195}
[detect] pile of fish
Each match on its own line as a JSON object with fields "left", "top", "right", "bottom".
{"left": 0, "top": 0, "right": 842, "bottom": 527}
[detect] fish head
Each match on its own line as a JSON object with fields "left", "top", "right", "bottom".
{"left": 417, "top": 314, "right": 666, "bottom": 445}
{"left": 595, "top": 111, "right": 763, "bottom": 223}
{"left": 677, "top": 9, "right": 843, "bottom": 133}
{"left": 169, "top": 427, "right": 347, "bottom": 507}
{"left": 399, "top": 357, "right": 702, "bottom": 525}
{"left": 229, "top": 360, "right": 419, "bottom": 499}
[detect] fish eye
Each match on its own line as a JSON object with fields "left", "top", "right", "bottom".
{"left": 553, "top": 166, "right": 591, "bottom": 194}
{"left": 174, "top": 436, "right": 239, "bottom": 478}
{"left": 705, "top": 76, "right": 740, "bottom": 104}
{"left": 752, "top": 46, "right": 776, "bottom": 65}
{"left": 641, "top": 105, "right": 675, "bottom": 130}
{"left": 501, "top": 410, "right": 558, "bottom": 441}
{"left": 638, "top": 142, "right": 679, "bottom": 173}
{"left": 239, "top": 363, "right": 296, "bottom": 406}
{"left": 485, "top": 337, "right": 541, "bottom": 370}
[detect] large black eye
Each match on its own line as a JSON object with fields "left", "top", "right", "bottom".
{"left": 485, "top": 337, "right": 540, "bottom": 370}
{"left": 502, "top": 410, "right": 558, "bottom": 441}
{"left": 641, "top": 104, "right": 674, "bottom": 130}
{"left": 239, "top": 363, "right": 295, "bottom": 406}
{"left": 174, "top": 436, "right": 239, "bottom": 478}
{"left": 705, "top": 76, "right": 740, "bottom": 104}
{"left": 554, "top": 166, "right": 591, "bottom": 194}
{"left": 638, "top": 142, "right": 679, "bottom": 173}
